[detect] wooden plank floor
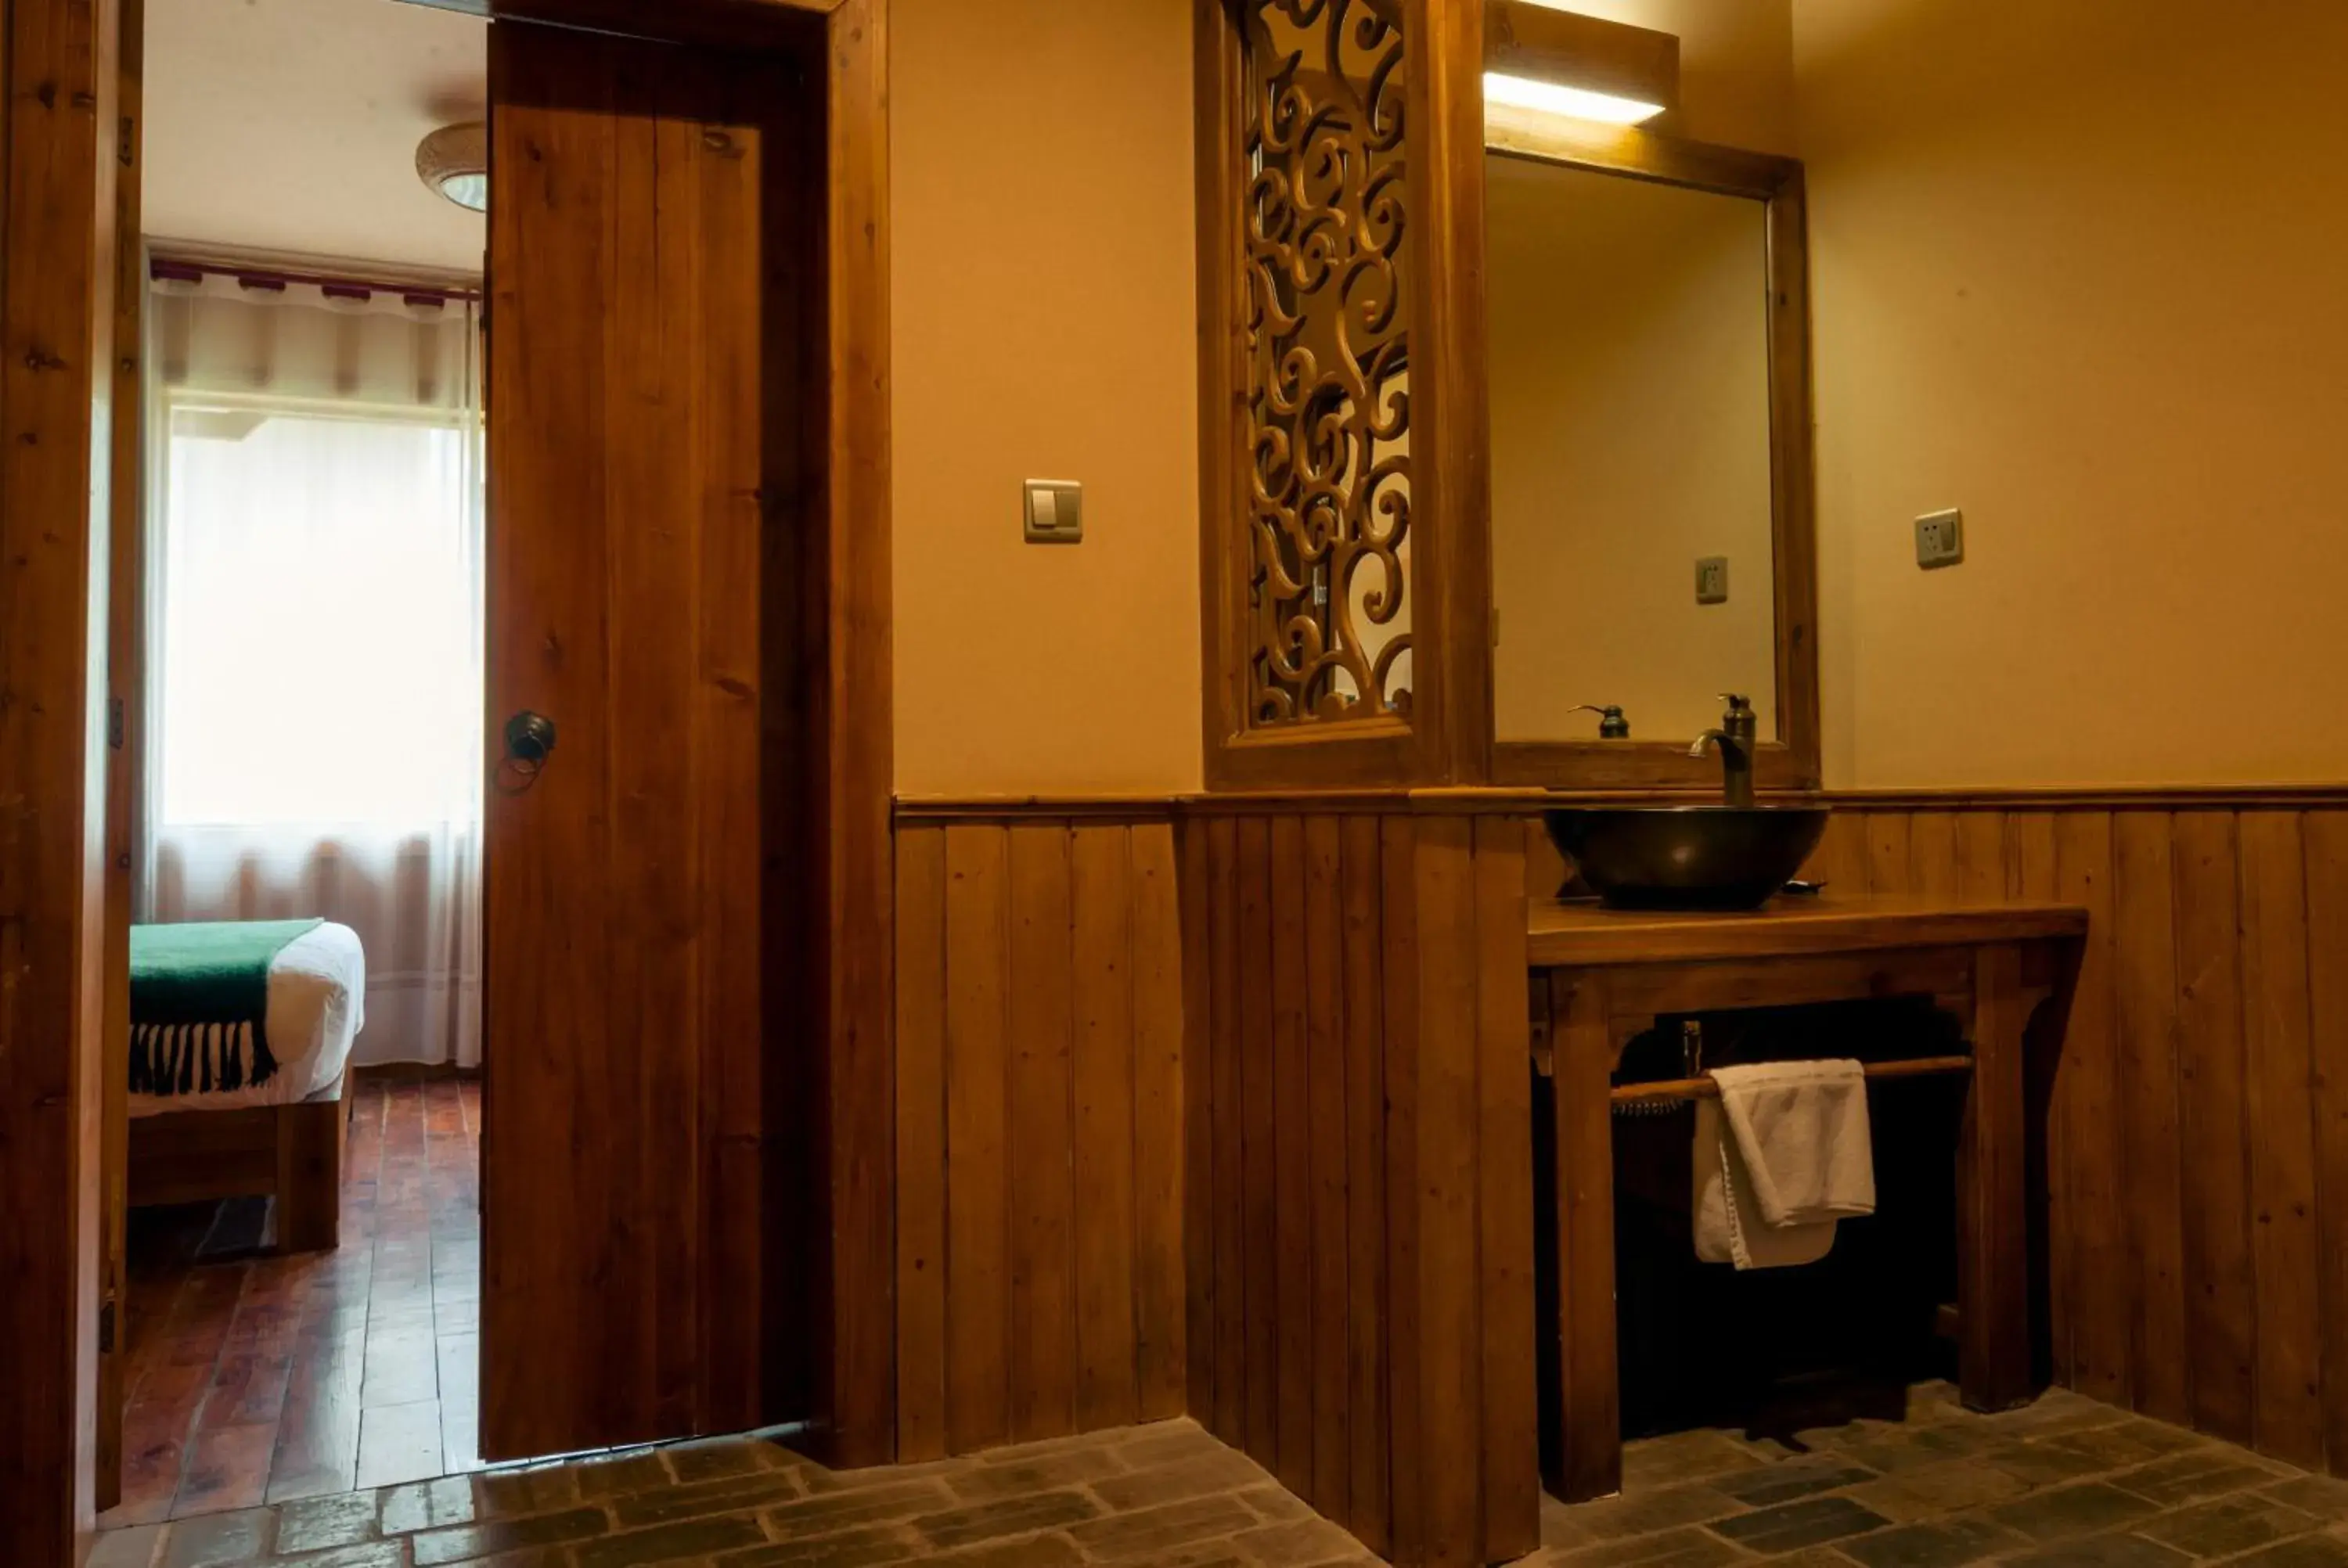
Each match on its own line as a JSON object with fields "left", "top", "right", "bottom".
{"left": 103, "top": 1077, "right": 481, "bottom": 1525}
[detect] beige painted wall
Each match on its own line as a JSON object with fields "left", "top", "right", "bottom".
{"left": 891, "top": 0, "right": 1201, "bottom": 795}
{"left": 1798, "top": 0, "right": 2348, "bottom": 786}
{"left": 1488, "top": 153, "right": 1777, "bottom": 743}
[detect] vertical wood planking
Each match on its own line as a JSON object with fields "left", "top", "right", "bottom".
{"left": 1909, "top": 812, "right": 1959, "bottom": 898}
{"left": 1867, "top": 811, "right": 1914, "bottom": 894}
{"left": 2301, "top": 811, "right": 2348, "bottom": 1469}
{"left": 1070, "top": 827, "right": 1140, "bottom": 1432}
{"left": 1411, "top": 816, "right": 1483, "bottom": 1562}
{"left": 2238, "top": 811, "right": 2325, "bottom": 1467}
{"left": 1178, "top": 818, "right": 1217, "bottom": 1422}
{"left": 1954, "top": 813, "right": 2008, "bottom": 905}
{"left": 1341, "top": 815, "right": 1392, "bottom": 1555}
{"left": 943, "top": 825, "right": 1013, "bottom": 1452}
{"left": 2113, "top": 810, "right": 2191, "bottom": 1427}
{"left": 2054, "top": 812, "right": 2127, "bottom": 1404}
{"left": 2172, "top": 811, "right": 2257, "bottom": 1444}
{"left": 1007, "top": 826, "right": 1078, "bottom": 1441}
{"left": 1302, "top": 817, "right": 1352, "bottom": 1521}
{"left": 1208, "top": 817, "right": 1246, "bottom": 1444}
{"left": 1381, "top": 815, "right": 1425, "bottom": 1560}
{"left": 899, "top": 814, "right": 1190, "bottom": 1455}
{"left": 1269, "top": 818, "right": 1314, "bottom": 1491}
{"left": 1473, "top": 818, "right": 1540, "bottom": 1561}
{"left": 894, "top": 827, "right": 949, "bottom": 1460}
{"left": 1803, "top": 808, "right": 1872, "bottom": 894}
{"left": 1133, "top": 822, "right": 1190, "bottom": 1421}
{"left": 1237, "top": 818, "right": 1279, "bottom": 1461}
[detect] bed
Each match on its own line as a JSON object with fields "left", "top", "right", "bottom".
{"left": 127, "top": 921, "right": 367, "bottom": 1253}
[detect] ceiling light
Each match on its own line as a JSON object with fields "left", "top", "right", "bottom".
{"left": 1484, "top": 70, "right": 1664, "bottom": 125}
{"left": 416, "top": 123, "right": 488, "bottom": 214}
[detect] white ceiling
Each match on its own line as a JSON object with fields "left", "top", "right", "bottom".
{"left": 145, "top": 0, "right": 488, "bottom": 275}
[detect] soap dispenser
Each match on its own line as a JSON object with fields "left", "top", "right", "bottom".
{"left": 1572, "top": 703, "right": 1631, "bottom": 739}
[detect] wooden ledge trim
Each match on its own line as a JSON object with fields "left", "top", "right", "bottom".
{"left": 893, "top": 795, "right": 1182, "bottom": 824}
{"left": 1824, "top": 784, "right": 2348, "bottom": 811}
{"left": 892, "top": 781, "right": 2348, "bottom": 827}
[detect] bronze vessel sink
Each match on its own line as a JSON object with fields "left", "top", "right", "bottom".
{"left": 1543, "top": 805, "right": 1830, "bottom": 911}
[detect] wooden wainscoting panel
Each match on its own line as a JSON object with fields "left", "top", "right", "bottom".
{"left": 893, "top": 827, "right": 949, "bottom": 1462}
{"left": 1179, "top": 803, "right": 1534, "bottom": 1566}
{"left": 1071, "top": 826, "right": 1140, "bottom": 1434}
{"left": 1270, "top": 817, "right": 1314, "bottom": 1495}
{"left": 942, "top": 823, "right": 1014, "bottom": 1453}
{"left": 895, "top": 814, "right": 1188, "bottom": 1457}
{"left": 1341, "top": 815, "right": 1393, "bottom": 1558}
{"left": 1303, "top": 815, "right": 1352, "bottom": 1519}
{"left": 1237, "top": 817, "right": 1280, "bottom": 1462}
{"left": 1471, "top": 815, "right": 1540, "bottom": 1562}
{"left": 1006, "top": 825, "right": 1078, "bottom": 1443}
{"left": 1131, "top": 823, "right": 1190, "bottom": 1420}
{"left": 1801, "top": 797, "right": 2348, "bottom": 1478}
{"left": 2112, "top": 810, "right": 2191, "bottom": 1427}
{"left": 2238, "top": 811, "right": 2325, "bottom": 1469}
{"left": 2172, "top": 811, "right": 2257, "bottom": 1447}
{"left": 2054, "top": 811, "right": 2126, "bottom": 1406}
{"left": 1208, "top": 815, "right": 1247, "bottom": 1445}
{"left": 2300, "top": 811, "right": 2348, "bottom": 1468}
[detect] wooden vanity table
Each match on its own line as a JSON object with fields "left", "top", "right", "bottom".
{"left": 1528, "top": 894, "right": 2087, "bottom": 1503}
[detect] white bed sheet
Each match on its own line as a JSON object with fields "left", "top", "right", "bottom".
{"left": 128, "top": 921, "right": 367, "bottom": 1117}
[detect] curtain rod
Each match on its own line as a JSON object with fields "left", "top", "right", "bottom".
{"left": 149, "top": 255, "right": 483, "bottom": 307}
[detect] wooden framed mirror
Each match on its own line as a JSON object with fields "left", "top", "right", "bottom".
{"left": 1480, "top": 106, "right": 1820, "bottom": 793}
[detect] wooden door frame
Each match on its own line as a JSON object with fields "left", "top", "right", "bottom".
{"left": 1, "top": 0, "right": 892, "bottom": 1554}
{"left": 0, "top": 0, "right": 126, "bottom": 1560}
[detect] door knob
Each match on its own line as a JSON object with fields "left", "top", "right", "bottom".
{"left": 503, "top": 710, "right": 557, "bottom": 768}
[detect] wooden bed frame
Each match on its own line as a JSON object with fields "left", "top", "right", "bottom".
{"left": 125, "top": 1076, "right": 348, "bottom": 1253}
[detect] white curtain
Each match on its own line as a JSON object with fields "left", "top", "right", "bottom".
{"left": 142, "top": 270, "right": 485, "bottom": 1069}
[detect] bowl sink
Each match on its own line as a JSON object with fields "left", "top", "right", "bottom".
{"left": 1543, "top": 806, "right": 1830, "bottom": 911}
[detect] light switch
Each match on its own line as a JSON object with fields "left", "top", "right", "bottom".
{"left": 1025, "top": 480, "right": 1083, "bottom": 545}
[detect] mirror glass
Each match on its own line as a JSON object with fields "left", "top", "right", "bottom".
{"left": 1486, "top": 151, "right": 1779, "bottom": 745}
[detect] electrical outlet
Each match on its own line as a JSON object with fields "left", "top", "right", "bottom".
{"left": 1915, "top": 509, "right": 1964, "bottom": 569}
{"left": 1694, "top": 556, "right": 1729, "bottom": 605}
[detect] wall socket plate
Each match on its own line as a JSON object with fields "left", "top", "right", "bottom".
{"left": 1915, "top": 509, "right": 1964, "bottom": 569}
{"left": 1694, "top": 556, "right": 1729, "bottom": 605}
{"left": 1024, "top": 480, "right": 1084, "bottom": 545}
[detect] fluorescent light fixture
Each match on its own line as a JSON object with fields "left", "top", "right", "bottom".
{"left": 1483, "top": 70, "right": 1664, "bottom": 126}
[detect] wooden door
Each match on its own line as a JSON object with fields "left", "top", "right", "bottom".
{"left": 481, "top": 21, "right": 815, "bottom": 1461}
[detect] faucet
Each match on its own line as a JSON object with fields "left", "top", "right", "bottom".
{"left": 1688, "top": 693, "right": 1758, "bottom": 807}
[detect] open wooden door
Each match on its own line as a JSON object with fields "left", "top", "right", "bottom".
{"left": 480, "top": 19, "right": 823, "bottom": 1461}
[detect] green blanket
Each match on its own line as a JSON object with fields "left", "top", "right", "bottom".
{"left": 130, "top": 919, "right": 323, "bottom": 1097}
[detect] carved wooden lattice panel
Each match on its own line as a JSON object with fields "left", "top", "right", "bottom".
{"left": 1244, "top": 0, "right": 1414, "bottom": 726}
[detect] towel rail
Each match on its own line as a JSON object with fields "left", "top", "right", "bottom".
{"left": 1608, "top": 1052, "right": 1975, "bottom": 1105}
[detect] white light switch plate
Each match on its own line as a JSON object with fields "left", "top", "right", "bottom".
{"left": 1025, "top": 480, "right": 1083, "bottom": 545}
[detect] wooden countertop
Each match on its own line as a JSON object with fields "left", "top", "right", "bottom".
{"left": 1527, "top": 893, "right": 2088, "bottom": 968}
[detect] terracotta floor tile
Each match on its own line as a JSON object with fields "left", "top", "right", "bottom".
{"left": 356, "top": 1400, "right": 449, "bottom": 1491}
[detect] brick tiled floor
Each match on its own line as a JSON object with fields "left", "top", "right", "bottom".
{"left": 106, "top": 1077, "right": 482, "bottom": 1526}
{"left": 86, "top": 1386, "right": 2348, "bottom": 1567}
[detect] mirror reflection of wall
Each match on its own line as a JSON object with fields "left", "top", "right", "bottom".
{"left": 1487, "top": 152, "right": 1779, "bottom": 744}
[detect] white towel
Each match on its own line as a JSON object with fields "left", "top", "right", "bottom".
{"left": 1693, "top": 1059, "right": 1877, "bottom": 1271}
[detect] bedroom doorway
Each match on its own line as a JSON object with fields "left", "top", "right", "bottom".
{"left": 1, "top": 0, "right": 889, "bottom": 1556}
{"left": 103, "top": 0, "right": 493, "bottom": 1524}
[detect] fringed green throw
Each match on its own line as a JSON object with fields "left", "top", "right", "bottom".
{"left": 129, "top": 919, "right": 322, "bottom": 1098}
